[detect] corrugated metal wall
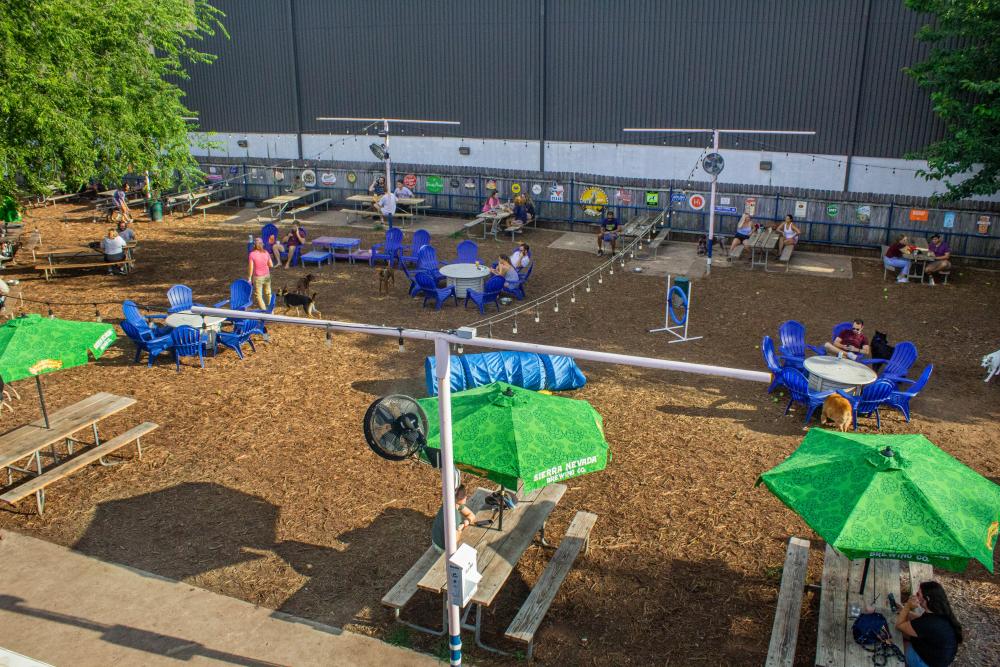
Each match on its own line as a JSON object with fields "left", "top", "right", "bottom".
{"left": 179, "top": 0, "right": 944, "bottom": 157}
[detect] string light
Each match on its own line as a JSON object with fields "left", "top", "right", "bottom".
{"left": 488, "top": 324, "right": 493, "bottom": 338}
{"left": 598, "top": 273, "right": 603, "bottom": 284}
{"left": 534, "top": 309, "right": 540, "bottom": 323}
{"left": 609, "top": 263, "right": 614, "bottom": 275}
{"left": 397, "top": 329, "right": 404, "bottom": 352}
{"left": 621, "top": 257, "right": 626, "bottom": 267}
{"left": 512, "top": 318, "right": 518, "bottom": 335}
{"left": 586, "top": 279, "right": 591, "bottom": 293}
{"left": 325, "top": 326, "right": 332, "bottom": 346}
{"left": 94, "top": 305, "right": 102, "bottom": 322}
{"left": 570, "top": 289, "right": 576, "bottom": 304}
{"left": 48, "top": 306, "right": 54, "bottom": 318}
{"left": 457, "top": 343, "right": 464, "bottom": 354}
{"left": 553, "top": 300, "right": 559, "bottom": 313}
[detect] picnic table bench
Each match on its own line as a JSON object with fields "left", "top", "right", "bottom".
{"left": 165, "top": 189, "right": 216, "bottom": 217}
{"left": 765, "top": 537, "right": 811, "bottom": 667}
{"left": 34, "top": 243, "right": 136, "bottom": 280}
{"left": 195, "top": 195, "right": 244, "bottom": 221}
{"left": 386, "top": 484, "right": 583, "bottom": 656}
{"left": 289, "top": 198, "right": 333, "bottom": 221}
{"left": 339, "top": 208, "right": 413, "bottom": 223}
{"left": 0, "top": 392, "right": 155, "bottom": 514}
{"left": 745, "top": 228, "right": 780, "bottom": 271}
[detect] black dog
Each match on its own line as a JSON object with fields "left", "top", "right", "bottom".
{"left": 870, "top": 331, "right": 894, "bottom": 372}
{"left": 278, "top": 287, "right": 321, "bottom": 318}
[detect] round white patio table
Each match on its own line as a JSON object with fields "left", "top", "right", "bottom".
{"left": 803, "top": 355, "right": 878, "bottom": 395}
{"left": 164, "top": 312, "right": 227, "bottom": 350}
{"left": 439, "top": 263, "right": 491, "bottom": 298}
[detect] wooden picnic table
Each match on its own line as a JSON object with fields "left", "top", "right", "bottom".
{"left": 414, "top": 484, "right": 567, "bottom": 653}
{"left": 747, "top": 228, "right": 780, "bottom": 271}
{"left": 263, "top": 189, "right": 318, "bottom": 219}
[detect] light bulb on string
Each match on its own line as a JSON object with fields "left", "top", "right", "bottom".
{"left": 512, "top": 318, "right": 518, "bottom": 335}
{"left": 94, "top": 305, "right": 102, "bottom": 322}
{"left": 553, "top": 300, "right": 559, "bottom": 313}
{"left": 48, "top": 306, "right": 54, "bottom": 318}
{"left": 488, "top": 324, "right": 493, "bottom": 338}
{"left": 325, "top": 326, "right": 332, "bottom": 346}
{"left": 457, "top": 343, "right": 464, "bottom": 354}
{"left": 598, "top": 273, "right": 603, "bottom": 284}
{"left": 570, "top": 290, "right": 576, "bottom": 304}
{"left": 397, "top": 331, "right": 404, "bottom": 352}
{"left": 609, "top": 263, "right": 614, "bottom": 275}
{"left": 534, "top": 309, "right": 540, "bottom": 323}
{"left": 620, "top": 257, "right": 626, "bottom": 267}
{"left": 586, "top": 279, "right": 591, "bottom": 293}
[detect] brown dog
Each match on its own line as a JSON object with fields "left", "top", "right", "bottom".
{"left": 294, "top": 273, "right": 315, "bottom": 294}
{"left": 377, "top": 265, "right": 395, "bottom": 295}
{"left": 821, "top": 393, "right": 853, "bottom": 432}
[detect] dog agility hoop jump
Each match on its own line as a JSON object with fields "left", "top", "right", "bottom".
{"left": 649, "top": 275, "right": 702, "bottom": 343}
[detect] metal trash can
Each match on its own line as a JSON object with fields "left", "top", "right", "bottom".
{"left": 148, "top": 200, "right": 163, "bottom": 222}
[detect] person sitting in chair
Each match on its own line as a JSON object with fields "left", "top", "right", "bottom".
{"left": 507, "top": 195, "right": 531, "bottom": 232}
{"left": 596, "top": 208, "right": 619, "bottom": 256}
{"left": 100, "top": 227, "right": 128, "bottom": 275}
{"left": 490, "top": 255, "right": 521, "bottom": 290}
{"left": 281, "top": 224, "right": 305, "bottom": 268}
{"left": 510, "top": 243, "right": 531, "bottom": 270}
{"left": 824, "top": 319, "right": 871, "bottom": 360}
{"left": 266, "top": 229, "right": 286, "bottom": 268}
{"left": 394, "top": 179, "right": 414, "bottom": 199}
{"left": 884, "top": 233, "right": 912, "bottom": 283}
{"left": 924, "top": 234, "right": 951, "bottom": 286}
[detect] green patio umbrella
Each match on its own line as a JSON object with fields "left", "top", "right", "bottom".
{"left": 0, "top": 314, "right": 117, "bottom": 427}
{"left": 418, "top": 382, "right": 611, "bottom": 499}
{"left": 757, "top": 429, "right": 1000, "bottom": 591}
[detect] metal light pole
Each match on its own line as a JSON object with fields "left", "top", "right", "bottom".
{"left": 315, "top": 117, "right": 461, "bottom": 191}
{"left": 623, "top": 128, "right": 816, "bottom": 275}
{"left": 192, "top": 306, "right": 770, "bottom": 666}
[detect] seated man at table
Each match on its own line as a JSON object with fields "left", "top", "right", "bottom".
{"left": 394, "top": 179, "right": 414, "bottom": 199}
{"left": 824, "top": 319, "right": 871, "bottom": 360}
{"left": 596, "top": 208, "right": 619, "bottom": 256}
{"left": 925, "top": 233, "right": 951, "bottom": 286}
{"left": 100, "top": 227, "right": 128, "bottom": 275}
{"left": 117, "top": 219, "right": 137, "bottom": 246}
{"left": 368, "top": 176, "right": 387, "bottom": 196}
{"left": 431, "top": 484, "right": 477, "bottom": 552}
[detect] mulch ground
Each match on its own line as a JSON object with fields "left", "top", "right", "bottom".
{"left": 1, "top": 202, "right": 998, "bottom": 666}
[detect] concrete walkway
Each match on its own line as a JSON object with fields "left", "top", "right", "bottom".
{"left": 0, "top": 530, "right": 436, "bottom": 667}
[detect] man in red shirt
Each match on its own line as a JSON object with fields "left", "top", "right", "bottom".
{"left": 824, "top": 319, "right": 871, "bottom": 360}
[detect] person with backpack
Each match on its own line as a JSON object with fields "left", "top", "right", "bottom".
{"left": 895, "top": 580, "right": 962, "bottom": 667}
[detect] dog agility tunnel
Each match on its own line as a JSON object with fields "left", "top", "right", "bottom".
{"left": 424, "top": 351, "right": 587, "bottom": 396}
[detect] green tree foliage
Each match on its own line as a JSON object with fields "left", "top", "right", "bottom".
{"left": 0, "top": 0, "right": 226, "bottom": 197}
{"left": 905, "top": 0, "right": 1000, "bottom": 200}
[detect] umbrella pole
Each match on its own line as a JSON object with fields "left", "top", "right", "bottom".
{"left": 498, "top": 485, "right": 505, "bottom": 532}
{"left": 35, "top": 375, "right": 50, "bottom": 428}
{"left": 859, "top": 558, "right": 870, "bottom": 595}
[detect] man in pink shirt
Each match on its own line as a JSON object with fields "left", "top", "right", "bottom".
{"left": 247, "top": 237, "right": 273, "bottom": 309}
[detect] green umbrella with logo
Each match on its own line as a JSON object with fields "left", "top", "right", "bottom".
{"left": 757, "top": 429, "right": 1000, "bottom": 590}
{"left": 418, "top": 382, "right": 610, "bottom": 495}
{"left": 0, "top": 314, "right": 117, "bottom": 427}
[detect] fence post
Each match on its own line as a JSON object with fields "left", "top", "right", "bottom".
{"left": 886, "top": 202, "right": 895, "bottom": 245}
{"left": 242, "top": 163, "right": 249, "bottom": 201}
{"left": 568, "top": 179, "right": 576, "bottom": 231}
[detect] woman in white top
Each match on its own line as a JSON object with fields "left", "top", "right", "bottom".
{"left": 510, "top": 243, "right": 531, "bottom": 270}
{"left": 775, "top": 214, "right": 801, "bottom": 255}
{"left": 728, "top": 213, "right": 754, "bottom": 257}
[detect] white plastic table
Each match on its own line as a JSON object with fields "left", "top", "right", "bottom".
{"left": 164, "top": 312, "right": 227, "bottom": 351}
{"left": 803, "top": 356, "right": 878, "bottom": 395}
{"left": 439, "top": 263, "right": 491, "bottom": 298}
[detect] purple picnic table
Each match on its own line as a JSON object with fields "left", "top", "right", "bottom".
{"left": 312, "top": 236, "right": 366, "bottom": 264}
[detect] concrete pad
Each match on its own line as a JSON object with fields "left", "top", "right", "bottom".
{"left": 0, "top": 530, "right": 436, "bottom": 667}
{"left": 786, "top": 250, "right": 853, "bottom": 279}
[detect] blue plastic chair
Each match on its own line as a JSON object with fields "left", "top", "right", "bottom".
{"left": 215, "top": 318, "right": 258, "bottom": 360}
{"left": 120, "top": 320, "right": 172, "bottom": 367}
{"left": 777, "top": 320, "right": 823, "bottom": 368}
{"left": 836, "top": 379, "right": 896, "bottom": 430}
{"left": 122, "top": 300, "right": 168, "bottom": 335}
{"left": 464, "top": 275, "right": 504, "bottom": 314}
{"left": 246, "top": 291, "right": 276, "bottom": 339}
{"left": 454, "top": 239, "right": 479, "bottom": 264}
{"left": 399, "top": 229, "right": 431, "bottom": 265}
{"left": 416, "top": 271, "right": 457, "bottom": 310}
{"left": 370, "top": 228, "right": 405, "bottom": 267}
{"left": 167, "top": 284, "right": 201, "bottom": 313}
{"left": 875, "top": 341, "right": 918, "bottom": 382}
{"left": 399, "top": 261, "right": 422, "bottom": 297}
{"left": 213, "top": 279, "right": 253, "bottom": 311}
{"left": 761, "top": 336, "right": 786, "bottom": 394}
{"left": 781, "top": 367, "right": 836, "bottom": 424}
{"left": 260, "top": 224, "right": 280, "bottom": 252}
{"left": 884, "top": 364, "right": 932, "bottom": 422}
{"left": 170, "top": 325, "right": 206, "bottom": 371}
{"left": 517, "top": 261, "right": 534, "bottom": 283}
{"left": 417, "top": 244, "right": 445, "bottom": 282}
{"left": 500, "top": 272, "right": 527, "bottom": 300}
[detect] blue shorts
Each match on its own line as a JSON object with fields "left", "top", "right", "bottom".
{"left": 735, "top": 231, "right": 750, "bottom": 241}
{"left": 602, "top": 232, "right": 618, "bottom": 242}
{"left": 905, "top": 644, "right": 930, "bottom": 667}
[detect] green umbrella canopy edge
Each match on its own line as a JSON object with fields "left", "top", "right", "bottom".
{"left": 0, "top": 314, "right": 117, "bottom": 383}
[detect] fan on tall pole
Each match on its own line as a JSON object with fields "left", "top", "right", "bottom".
{"left": 316, "top": 117, "right": 460, "bottom": 192}
{"left": 623, "top": 127, "right": 816, "bottom": 275}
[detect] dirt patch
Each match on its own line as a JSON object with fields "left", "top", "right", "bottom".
{"left": 1, "top": 202, "right": 998, "bottom": 665}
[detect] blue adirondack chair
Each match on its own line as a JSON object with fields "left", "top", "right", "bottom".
{"left": 399, "top": 229, "right": 431, "bottom": 265}
{"left": 213, "top": 279, "right": 253, "bottom": 311}
{"left": 260, "top": 223, "right": 280, "bottom": 252}
{"left": 464, "top": 275, "right": 504, "bottom": 314}
{"left": 416, "top": 271, "right": 457, "bottom": 310}
{"left": 167, "top": 284, "right": 202, "bottom": 313}
{"left": 499, "top": 269, "right": 527, "bottom": 300}
{"left": 777, "top": 320, "right": 824, "bottom": 368}
{"left": 370, "top": 228, "right": 405, "bottom": 267}
{"left": 454, "top": 239, "right": 479, "bottom": 264}
{"left": 399, "top": 261, "right": 422, "bottom": 297}
{"left": 884, "top": 364, "right": 932, "bottom": 422}
{"left": 517, "top": 261, "right": 534, "bottom": 283}
{"left": 417, "top": 244, "right": 445, "bottom": 282}
{"left": 836, "top": 378, "right": 896, "bottom": 430}
{"left": 122, "top": 300, "right": 168, "bottom": 335}
{"left": 120, "top": 320, "right": 173, "bottom": 367}
{"left": 215, "top": 318, "right": 258, "bottom": 360}
{"left": 170, "top": 325, "right": 207, "bottom": 371}
{"left": 781, "top": 367, "right": 836, "bottom": 424}
{"left": 761, "top": 336, "right": 787, "bottom": 394}
{"left": 875, "top": 341, "right": 918, "bottom": 382}
{"left": 246, "top": 290, "right": 276, "bottom": 339}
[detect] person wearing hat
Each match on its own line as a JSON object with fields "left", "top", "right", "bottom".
{"left": 596, "top": 208, "right": 619, "bottom": 255}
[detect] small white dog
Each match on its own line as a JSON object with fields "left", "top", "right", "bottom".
{"left": 983, "top": 349, "right": 1000, "bottom": 383}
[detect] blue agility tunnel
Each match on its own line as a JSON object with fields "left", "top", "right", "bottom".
{"left": 424, "top": 351, "right": 587, "bottom": 396}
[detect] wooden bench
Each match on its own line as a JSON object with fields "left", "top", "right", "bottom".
{"left": 505, "top": 511, "right": 597, "bottom": 660}
{"left": 195, "top": 195, "right": 243, "bottom": 220}
{"left": 765, "top": 537, "right": 811, "bottom": 667}
{"left": 35, "top": 258, "right": 133, "bottom": 280}
{"left": 778, "top": 243, "right": 794, "bottom": 267}
{"left": 647, "top": 228, "right": 671, "bottom": 258}
{"left": 289, "top": 198, "right": 333, "bottom": 221}
{"left": 1, "top": 422, "right": 157, "bottom": 514}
